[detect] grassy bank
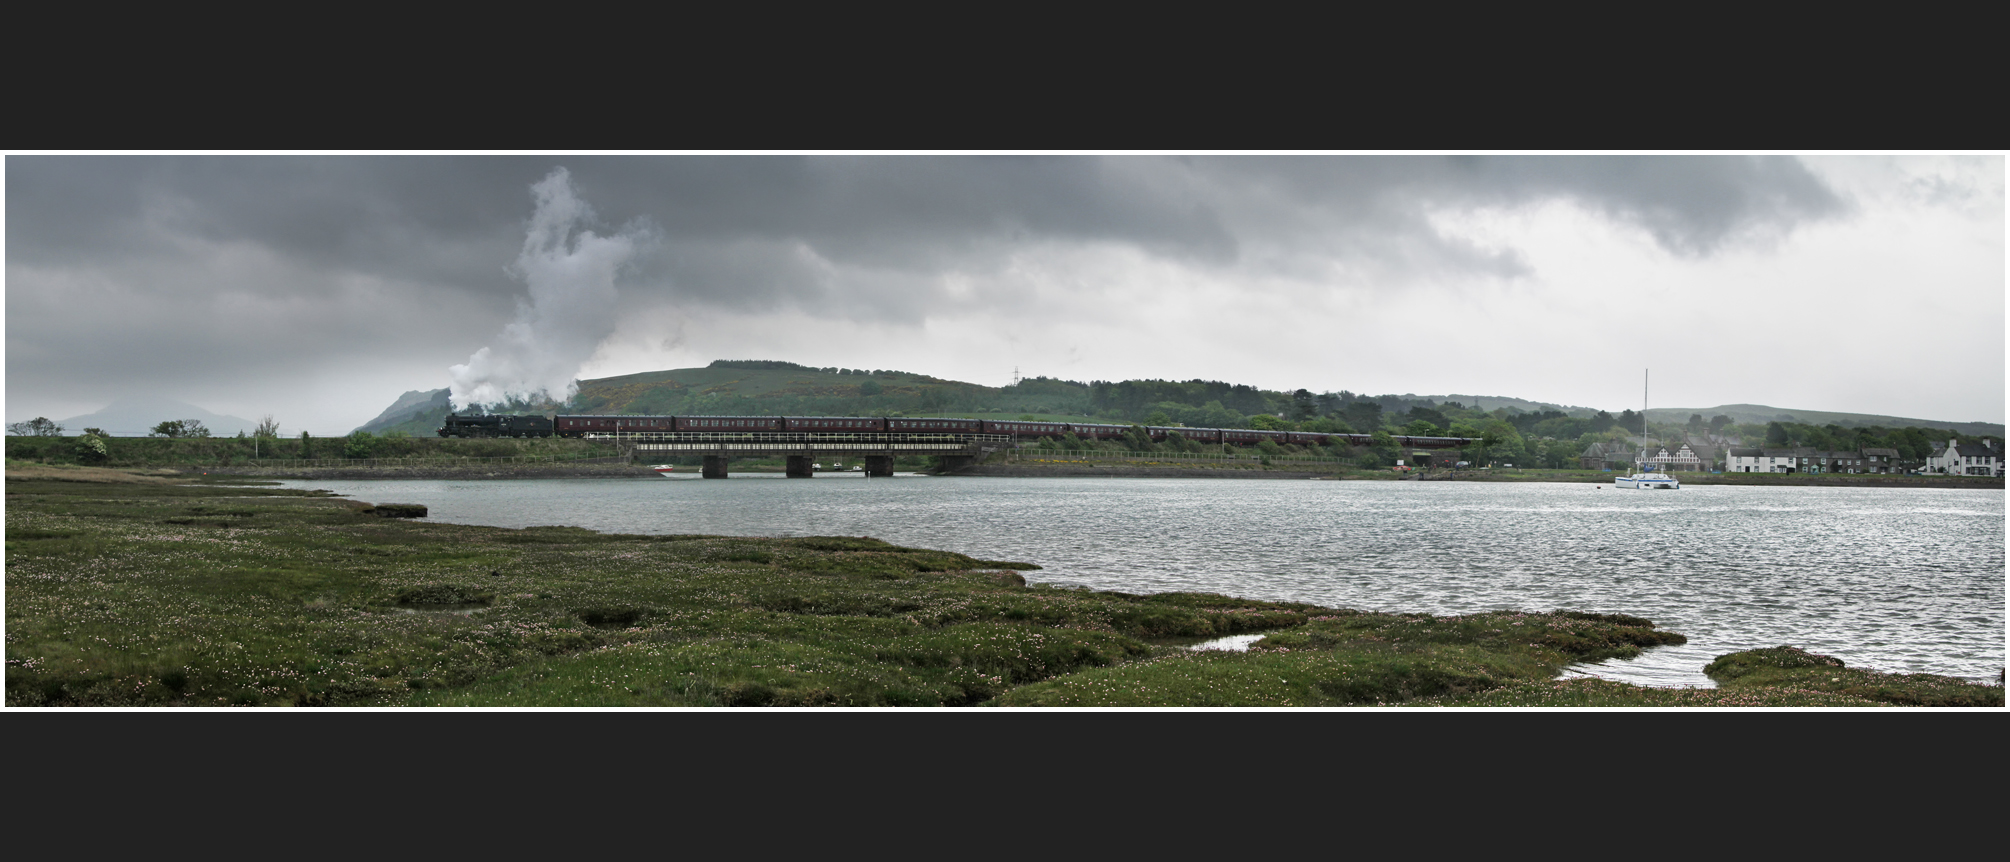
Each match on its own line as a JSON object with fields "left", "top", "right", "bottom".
{"left": 1386, "top": 466, "right": 2003, "bottom": 489}
{"left": 7, "top": 466, "right": 1998, "bottom": 707}
{"left": 6, "top": 434, "right": 624, "bottom": 469}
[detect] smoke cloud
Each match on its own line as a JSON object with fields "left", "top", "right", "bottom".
{"left": 449, "top": 168, "right": 651, "bottom": 409}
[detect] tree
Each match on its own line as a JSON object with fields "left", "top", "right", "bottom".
{"left": 149, "top": 419, "right": 210, "bottom": 438}
{"left": 1709, "top": 414, "right": 1733, "bottom": 436}
{"left": 74, "top": 433, "right": 109, "bottom": 465}
{"left": 858, "top": 380, "right": 882, "bottom": 397}
{"left": 255, "top": 415, "right": 281, "bottom": 438}
{"left": 1407, "top": 406, "right": 1449, "bottom": 431}
{"left": 1589, "top": 411, "right": 1617, "bottom": 433}
{"left": 1479, "top": 419, "right": 1526, "bottom": 466}
{"left": 1342, "top": 401, "right": 1384, "bottom": 434}
{"left": 1290, "top": 389, "right": 1316, "bottom": 421}
{"left": 8, "top": 417, "right": 64, "bottom": 436}
{"left": 1686, "top": 413, "right": 1705, "bottom": 435}
{"left": 1617, "top": 409, "right": 1644, "bottom": 435}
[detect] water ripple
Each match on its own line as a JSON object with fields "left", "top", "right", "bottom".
{"left": 280, "top": 477, "right": 2005, "bottom": 686}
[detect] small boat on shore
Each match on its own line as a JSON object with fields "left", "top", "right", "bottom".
{"left": 651, "top": 465, "right": 676, "bottom": 476}
{"left": 1615, "top": 471, "right": 1679, "bottom": 489}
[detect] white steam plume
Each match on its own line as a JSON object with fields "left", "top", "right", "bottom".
{"left": 449, "top": 168, "right": 650, "bottom": 410}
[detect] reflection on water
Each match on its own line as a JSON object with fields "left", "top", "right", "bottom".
{"left": 278, "top": 476, "right": 2004, "bottom": 687}
{"left": 1187, "top": 634, "right": 1266, "bottom": 652}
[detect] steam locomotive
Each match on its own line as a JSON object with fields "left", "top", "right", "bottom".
{"left": 438, "top": 413, "right": 1471, "bottom": 450}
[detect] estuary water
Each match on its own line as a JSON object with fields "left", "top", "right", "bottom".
{"left": 276, "top": 474, "right": 2006, "bottom": 687}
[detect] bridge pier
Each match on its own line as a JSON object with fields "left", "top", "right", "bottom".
{"left": 785, "top": 455, "right": 815, "bottom": 478}
{"left": 702, "top": 455, "right": 729, "bottom": 479}
{"left": 864, "top": 455, "right": 894, "bottom": 477}
{"left": 936, "top": 454, "right": 976, "bottom": 474}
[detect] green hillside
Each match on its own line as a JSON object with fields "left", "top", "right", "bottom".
{"left": 360, "top": 359, "right": 2002, "bottom": 446}
{"left": 1648, "top": 405, "right": 2003, "bottom": 438}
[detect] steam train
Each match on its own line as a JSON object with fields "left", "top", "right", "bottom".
{"left": 439, "top": 413, "right": 1472, "bottom": 450}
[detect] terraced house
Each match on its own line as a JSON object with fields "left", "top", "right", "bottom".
{"left": 1724, "top": 446, "right": 1902, "bottom": 474}
{"left": 1925, "top": 439, "right": 2000, "bottom": 476}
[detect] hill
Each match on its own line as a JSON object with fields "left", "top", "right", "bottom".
{"left": 353, "top": 389, "right": 451, "bottom": 435}
{"left": 1647, "top": 405, "right": 2002, "bottom": 438}
{"left": 356, "top": 359, "right": 2003, "bottom": 440}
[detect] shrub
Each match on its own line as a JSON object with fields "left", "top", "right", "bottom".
{"left": 344, "top": 431, "right": 379, "bottom": 459}
{"left": 74, "top": 434, "right": 109, "bottom": 465}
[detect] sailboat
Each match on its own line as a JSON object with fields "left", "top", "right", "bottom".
{"left": 1615, "top": 369, "right": 1680, "bottom": 489}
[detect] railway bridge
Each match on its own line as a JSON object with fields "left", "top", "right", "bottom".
{"left": 612, "top": 431, "right": 1010, "bottom": 478}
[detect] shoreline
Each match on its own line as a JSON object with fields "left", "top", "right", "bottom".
{"left": 7, "top": 467, "right": 2000, "bottom": 707}
{"left": 137, "top": 460, "right": 2007, "bottom": 488}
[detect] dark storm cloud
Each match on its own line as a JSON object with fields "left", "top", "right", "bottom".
{"left": 1183, "top": 155, "right": 1851, "bottom": 276}
{"left": 6, "top": 153, "right": 1861, "bottom": 422}
{"left": 7, "top": 154, "right": 1849, "bottom": 310}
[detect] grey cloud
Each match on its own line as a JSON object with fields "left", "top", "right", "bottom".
{"left": 1458, "top": 155, "right": 1851, "bottom": 254}
{"left": 7, "top": 154, "right": 1867, "bottom": 426}
{"left": 8, "top": 154, "right": 1849, "bottom": 313}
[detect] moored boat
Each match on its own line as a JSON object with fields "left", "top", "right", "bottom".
{"left": 652, "top": 465, "right": 676, "bottom": 476}
{"left": 1615, "top": 471, "right": 1679, "bottom": 489}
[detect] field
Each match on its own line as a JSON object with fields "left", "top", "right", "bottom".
{"left": 6, "top": 465, "right": 1999, "bottom": 708}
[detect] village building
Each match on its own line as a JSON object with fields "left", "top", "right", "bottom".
{"left": 1639, "top": 441, "right": 1707, "bottom": 472}
{"left": 1861, "top": 448, "right": 1900, "bottom": 473}
{"left": 1723, "top": 445, "right": 1901, "bottom": 474}
{"left": 1578, "top": 440, "right": 1635, "bottom": 471}
{"left": 1725, "top": 447, "right": 1792, "bottom": 473}
{"left": 1925, "top": 439, "right": 2000, "bottom": 476}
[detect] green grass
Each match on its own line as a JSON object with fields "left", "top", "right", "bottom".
{"left": 1701, "top": 646, "right": 2003, "bottom": 706}
{"left": 8, "top": 469, "right": 1998, "bottom": 708}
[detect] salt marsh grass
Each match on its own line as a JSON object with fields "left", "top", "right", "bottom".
{"left": 7, "top": 468, "right": 1998, "bottom": 707}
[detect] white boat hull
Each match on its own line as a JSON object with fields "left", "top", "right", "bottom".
{"left": 1615, "top": 473, "right": 1679, "bottom": 489}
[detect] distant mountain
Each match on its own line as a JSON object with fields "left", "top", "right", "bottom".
{"left": 57, "top": 396, "right": 256, "bottom": 437}
{"left": 1647, "top": 405, "right": 2003, "bottom": 437}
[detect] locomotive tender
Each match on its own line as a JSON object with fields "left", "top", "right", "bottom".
{"left": 439, "top": 413, "right": 1471, "bottom": 450}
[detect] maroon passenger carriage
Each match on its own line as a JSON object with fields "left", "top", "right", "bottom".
{"left": 498, "top": 413, "right": 1464, "bottom": 452}
{"left": 784, "top": 416, "right": 888, "bottom": 433}
{"left": 555, "top": 415, "right": 676, "bottom": 436}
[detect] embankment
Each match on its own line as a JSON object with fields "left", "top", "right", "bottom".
{"left": 951, "top": 463, "right": 1327, "bottom": 479}
{"left": 189, "top": 462, "right": 662, "bottom": 480}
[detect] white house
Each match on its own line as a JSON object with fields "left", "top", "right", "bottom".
{"left": 1925, "top": 439, "right": 2000, "bottom": 476}
{"left": 1725, "top": 447, "right": 1796, "bottom": 473}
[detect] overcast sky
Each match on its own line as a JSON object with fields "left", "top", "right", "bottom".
{"left": 6, "top": 154, "right": 2003, "bottom": 435}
